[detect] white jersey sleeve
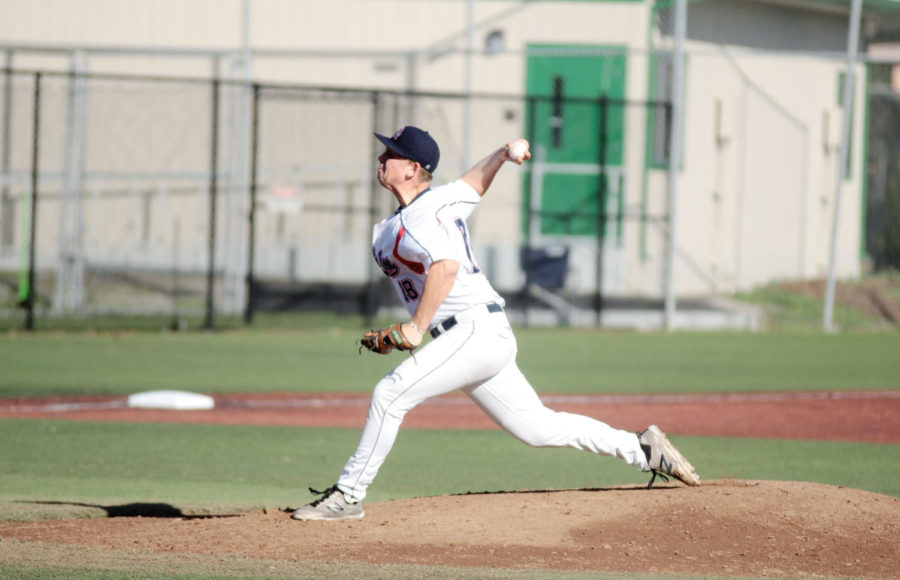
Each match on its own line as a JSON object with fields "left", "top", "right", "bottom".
{"left": 370, "top": 180, "right": 503, "bottom": 329}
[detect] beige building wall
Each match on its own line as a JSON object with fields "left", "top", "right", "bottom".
{"left": 0, "top": 0, "right": 868, "bottom": 302}
{"left": 672, "top": 47, "right": 865, "bottom": 295}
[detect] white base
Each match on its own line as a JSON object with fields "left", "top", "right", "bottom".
{"left": 127, "top": 390, "right": 215, "bottom": 411}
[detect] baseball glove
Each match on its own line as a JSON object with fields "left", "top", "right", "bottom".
{"left": 360, "top": 322, "right": 416, "bottom": 355}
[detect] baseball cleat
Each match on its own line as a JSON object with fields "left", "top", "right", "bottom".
{"left": 291, "top": 485, "right": 365, "bottom": 521}
{"left": 638, "top": 425, "right": 701, "bottom": 488}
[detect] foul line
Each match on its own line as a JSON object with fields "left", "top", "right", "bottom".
{"left": 1, "top": 399, "right": 129, "bottom": 413}
{"left": 1, "top": 390, "right": 898, "bottom": 414}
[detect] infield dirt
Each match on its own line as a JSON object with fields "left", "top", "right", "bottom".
{"left": 2, "top": 480, "right": 898, "bottom": 578}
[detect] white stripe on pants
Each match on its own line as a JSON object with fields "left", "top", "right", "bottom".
{"left": 337, "top": 311, "right": 648, "bottom": 502}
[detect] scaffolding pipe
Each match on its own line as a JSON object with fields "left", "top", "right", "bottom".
{"left": 663, "top": 0, "right": 687, "bottom": 331}
{"left": 823, "top": 0, "right": 863, "bottom": 333}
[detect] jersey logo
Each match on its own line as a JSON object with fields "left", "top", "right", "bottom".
{"left": 392, "top": 227, "right": 425, "bottom": 274}
{"left": 373, "top": 247, "right": 399, "bottom": 277}
{"left": 372, "top": 227, "right": 425, "bottom": 277}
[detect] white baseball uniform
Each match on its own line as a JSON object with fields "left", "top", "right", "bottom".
{"left": 337, "top": 179, "right": 649, "bottom": 502}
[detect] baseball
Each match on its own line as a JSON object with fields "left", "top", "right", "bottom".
{"left": 510, "top": 140, "right": 528, "bottom": 161}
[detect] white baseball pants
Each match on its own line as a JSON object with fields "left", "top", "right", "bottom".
{"left": 337, "top": 306, "right": 649, "bottom": 502}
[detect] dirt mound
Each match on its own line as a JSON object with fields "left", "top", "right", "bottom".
{"left": 3, "top": 480, "right": 898, "bottom": 578}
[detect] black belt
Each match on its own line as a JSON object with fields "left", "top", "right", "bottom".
{"left": 430, "top": 303, "right": 503, "bottom": 338}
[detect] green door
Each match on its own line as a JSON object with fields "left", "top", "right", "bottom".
{"left": 524, "top": 45, "right": 626, "bottom": 236}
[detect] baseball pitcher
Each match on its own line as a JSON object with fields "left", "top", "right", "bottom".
{"left": 292, "top": 126, "right": 699, "bottom": 521}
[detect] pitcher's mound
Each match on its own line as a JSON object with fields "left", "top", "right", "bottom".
{"left": 3, "top": 480, "right": 898, "bottom": 578}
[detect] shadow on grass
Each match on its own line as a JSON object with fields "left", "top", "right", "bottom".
{"left": 16, "top": 500, "right": 241, "bottom": 519}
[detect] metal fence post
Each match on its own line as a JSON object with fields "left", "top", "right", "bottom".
{"left": 205, "top": 78, "right": 220, "bottom": 330}
{"left": 595, "top": 94, "right": 609, "bottom": 326}
{"left": 823, "top": 0, "right": 863, "bottom": 332}
{"left": 522, "top": 96, "right": 538, "bottom": 327}
{"left": 663, "top": 0, "right": 687, "bottom": 332}
{"left": 363, "top": 90, "right": 381, "bottom": 328}
{"left": 244, "top": 83, "right": 260, "bottom": 325}
{"left": 24, "top": 72, "right": 41, "bottom": 331}
{"left": 1, "top": 54, "right": 13, "bottom": 249}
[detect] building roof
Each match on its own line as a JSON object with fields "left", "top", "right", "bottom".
{"left": 734, "top": 0, "right": 900, "bottom": 42}
{"left": 731, "top": 0, "right": 900, "bottom": 14}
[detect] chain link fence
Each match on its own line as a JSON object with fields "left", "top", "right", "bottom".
{"left": 2, "top": 69, "right": 670, "bottom": 330}
{"left": 867, "top": 69, "right": 900, "bottom": 272}
{"left": 2, "top": 61, "right": 898, "bottom": 331}
{"left": 2, "top": 0, "right": 899, "bottom": 331}
{"left": 0, "top": 70, "right": 225, "bottom": 329}
{"left": 243, "top": 86, "right": 669, "bottom": 327}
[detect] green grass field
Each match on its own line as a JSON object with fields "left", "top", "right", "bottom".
{"left": 1, "top": 324, "right": 899, "bottom": 579}
{"left": 2, "top": 328, "right": 898, "bottom": 396}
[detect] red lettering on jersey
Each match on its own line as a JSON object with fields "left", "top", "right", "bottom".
{"left": 392, "top": 228, "right": 425, "bottom": 274}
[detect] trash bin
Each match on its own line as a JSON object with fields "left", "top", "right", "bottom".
{"left": 520, "top": 246, "right": 569, "bottom": 289}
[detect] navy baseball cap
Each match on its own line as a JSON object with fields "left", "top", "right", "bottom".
{"left": 374, "top": 126, "right": 440, "bottom": 173}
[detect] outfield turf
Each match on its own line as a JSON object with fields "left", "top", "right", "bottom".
{"left": 1, "top": 329, "right": 898, "bottom": 396}
{"left": 2, "top": 418, "right": 898, "bottom": 526}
